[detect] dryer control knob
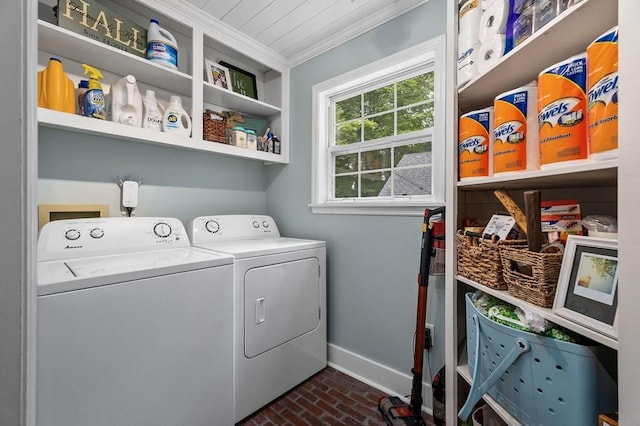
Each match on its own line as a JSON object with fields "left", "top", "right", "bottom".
{"left": 262, "top": 220, "right": 269, "bottom": 228}
{"left": 89, "top": 228, "right": 104, "bottom": 239}
{"left": 205, "top": 220, "right": 220, "bottom": 233}
{"left": 65, "top": 229, "right": 81, "bottom": 241}
{"left": 154, "top": 222, "right": 172, "bottom": 238}
{"left": 252, "top": 221, "right": 260, "bottom": 229}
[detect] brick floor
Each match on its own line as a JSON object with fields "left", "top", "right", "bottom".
{"left": 237, "top": 367, "right": 435, "bottom": 426}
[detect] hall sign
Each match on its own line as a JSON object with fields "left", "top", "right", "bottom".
{"left": 57, "top": 0, "right": 147, "bottom": 57}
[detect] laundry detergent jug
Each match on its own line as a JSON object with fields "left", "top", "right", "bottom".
{"left": 146, "top": 19, "right": 178, "bottom": 69}
{"left": 163, "top": 96, "right": 191, "bottom": 136}
{"left": 111, "top": 75, "right": 143, "bottom": 127}
{"left": 142, "top": 90, "right": 164, "bottom": 132}
{"left": 38, "top": 57, "right": 76, "bottom": 114}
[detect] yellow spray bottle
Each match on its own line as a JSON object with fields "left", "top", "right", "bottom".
{"left": 81, "top": 64, "right": 106, "bottom": 120}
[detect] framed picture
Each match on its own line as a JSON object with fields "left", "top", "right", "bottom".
{"left": 205, "top": 59, "right": 232, "bottom": 90}
{"left": 552, "top": 235, "right": 619, "bottom": 339}
{"left": 220, "top": 61, "right": 258, "bottom": 99}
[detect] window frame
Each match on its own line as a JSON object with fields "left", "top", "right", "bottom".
{"left": 311, "top": 36, "right": 446, "bottom": 216}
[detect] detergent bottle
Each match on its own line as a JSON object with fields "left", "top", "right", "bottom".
{"left": 146, "top": 19, "right": 178, "bottom": 69}
{"left": 38, "top": 57, "right": 76, "bottom": 114}
{"left": 163, "top": 95, "right": 191, "bottom": 136}
{"left": 142, "top": 90, "right": 164, "bottom": 132}
{"left": 81, "top": 64, "right": 106, "bottom": 120}
{"left": 111, "top": 75, "right": 143, "bottom": 127}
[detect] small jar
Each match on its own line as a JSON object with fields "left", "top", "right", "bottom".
{"left": 230, "top": 126, "right": 247, "bottom": 148}
{"left": 245, "top": 129, "right": 257, "bottom": 150}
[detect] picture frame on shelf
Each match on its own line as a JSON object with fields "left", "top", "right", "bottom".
{"left": 552, "top": 235, "right": 619, "bottom": 339}
{"left": 220, "top": 61, "right": 258, "bottom": 99}
{"left": 205, "top": 59, "right": 232, "bottom": 90}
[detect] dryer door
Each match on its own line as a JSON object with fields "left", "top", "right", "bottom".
{"left": 244, "top": 257, "right": 320, "bottom": 358}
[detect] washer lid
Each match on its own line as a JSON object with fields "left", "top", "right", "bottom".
{"left": 193, "top": 237, "right": 325, "bottom": 259}
{"left": 37, "top": 247, "right": 233, "bottom": 295}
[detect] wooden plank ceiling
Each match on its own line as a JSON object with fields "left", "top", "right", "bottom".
{"left": 185, "top": 0, "right": 427, "bottom": 65}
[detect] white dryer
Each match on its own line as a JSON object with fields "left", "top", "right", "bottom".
{"left": 189, "top": 215, "right": 327, "bottom": 422}
{"left": 36, "top": 217, "right": 234, "bottom": 426}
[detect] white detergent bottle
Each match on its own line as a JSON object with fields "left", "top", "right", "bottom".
{"left": 146, "top": 19, "right": 178, "bottom": 69}
{"left": 163, "top": 95, "right": 191, "bottom": 136}
{"left": 111, "top": 75, "right": 143, "bottom": 127}
{"left": 142, "top": 90, "right": 164, "bottom": 132}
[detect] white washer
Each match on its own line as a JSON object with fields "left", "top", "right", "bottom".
{"left": 36, "top": 217, "right": 234, "bottom": 426}
{"left": 189, "top": 215, "right": 327, "bottom": 422}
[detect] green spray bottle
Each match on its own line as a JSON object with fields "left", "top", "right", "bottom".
{"left": 81, "top": 64, "right": 106, "bottom": 120}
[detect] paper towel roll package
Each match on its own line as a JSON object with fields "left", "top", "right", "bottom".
{"left": 459, "top": 107, "right": 494, "bottom": 179}
{"left": 477, "top": 34, "right": 507, "bottom": 75}
{"left": 457, "top": 39, "right": 479, "bottom": 87}
{"left": 534, "top": 0, "right": 558, "bottom": 32}
{"left": 479, "top": 0, "right": 511, "bottom": 42}
{"left": 587, "top": 26, "right": 618, "bottom": 160}
{"left": 513, "top": 6, "right": 534, "bottom": 46}
{"left": 493, "top": 83, "right": 539, "bottom": 173}
{"left": 538, "top": 53, "right": 588, "bottom": 167}
{"left": 513, "top": 0, "right": 533, "bottom": 13}
{"left": 459, "top": 0, "right": 482, "bottom": 38}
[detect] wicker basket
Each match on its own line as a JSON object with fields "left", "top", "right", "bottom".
{"left": 456, "top": 230, "right": 527, "bottom": 290}
{"left": 203, "top": 109, "right": 227, "bottom": 143}
{"left": 499, "top": 245, "right": 564, "bottom": 307}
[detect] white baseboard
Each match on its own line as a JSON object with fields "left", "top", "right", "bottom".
{"left": 327, "top": 343, "right": 433, "bottom": 414}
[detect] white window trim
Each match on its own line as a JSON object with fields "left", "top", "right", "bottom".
{"left": 310, "top": 36, "right": 446, "bottom": 216}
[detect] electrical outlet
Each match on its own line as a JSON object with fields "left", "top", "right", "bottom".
{"left": 426, "top": 323, "right": 435, "bottom": 349}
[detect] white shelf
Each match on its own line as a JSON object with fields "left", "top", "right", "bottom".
{"left": 458, "top": 0, "right": 618, "bottom": 111}
{"left": 457, "top": 275, "right": 618, "bottom": 349}
{"left": 457, "top": 159, "right": 618, "bottom": 190}
{"left": 203, "top": 82, "right": 281, "bottom": 118}
{"left": 457, "top": 364, "right": 522, "bottom": 426}
{"left": 38, "top": 108, "right": 287, "bottom": 164}
{"left": 38, "top": 20, "right": 193, "bottom": 98}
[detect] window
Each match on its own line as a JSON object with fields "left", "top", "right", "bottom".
{"left": 311, "top": 36, "right": 445, "bottom": 215}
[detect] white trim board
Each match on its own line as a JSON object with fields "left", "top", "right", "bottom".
{"left": 328, "top": 343, "right": 433, "bottom": 415}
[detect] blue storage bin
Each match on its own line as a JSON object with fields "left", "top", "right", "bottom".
{"left": 459, "top": 293, "right": 617, "bottom": 425}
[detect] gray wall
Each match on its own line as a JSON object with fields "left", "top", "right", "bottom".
{"left": 266, "top": 0, "right": 447, "bottom": 373}
{"left": 38, "top": 128, "right": 268, "bottom": 224}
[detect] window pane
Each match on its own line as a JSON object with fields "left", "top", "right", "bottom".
{"left": 336, "top": 121, "right": 361, "bottom": 145}
{"left": 364, "top": 113, "right": 394, "bottom": 141}
{"left": 335, "top": 175, "right": 358, "bottom": 198}
{"left": 393, "top": 166, "right": 432, "bottom": 196}
{"left": 361, "top": 148, "right": 391, "bottom": 171}
{"left": 363, "top": 85, "right": 394, "bottom": 115}
{"left": 335, "top": 95, "right": 361, "bottom": 123}
{"left": 394, "top": 143, "right": 431, "bottom": 167}
{"left": 397, "top": 104, "right": 434, "bottom": 134}
{"left": 361, "top": 171, "right": 390, "bottom": 197}
{"left": 335, "top": 153, "right": 358, "bottom": 174}
{"left": 397, "top": 72, "right": 434, "bottom": 107}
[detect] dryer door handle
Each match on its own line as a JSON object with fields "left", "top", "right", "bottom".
{"left": 255, "top": 297, "right": 266, "bottom": 324}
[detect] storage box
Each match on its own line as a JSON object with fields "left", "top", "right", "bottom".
{"left": 499, "top": 244, "right": 563, "bottom": 307}
{"left": 203, "top": 110, "right": 227, "bottom": 143}
{"left": 456, "top": 231, "right": 527, "bottom": 290}
{"left": 462, "top": 293, "right": 618, "bottom": 425}
{"left": 56, "top": 0, "right": 147, "bottom": 57}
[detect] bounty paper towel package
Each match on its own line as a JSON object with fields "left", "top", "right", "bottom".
{"left": 538, "top": 53, "right": 588, "bottom": 167}
{"left": 475, "top": 0, "right": 518, "bottom": 74}
{"left": 493, "top": 82, "right": 539, "bottom": 173}
{"left": 459, "top": 107, "right": 494, "bottom": 179}
{"left": 587, "top": 26, "right": 618, "bottom": 160}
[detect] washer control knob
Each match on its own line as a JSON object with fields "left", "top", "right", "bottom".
{"left": 205, "top": 220, "right": 220, "bottom": 234}
{"left": 252, "top": 221, "right": 260, "bottom": 229}
{"left": 65, "top": 229, "right": 81, "bottom": 241}
{"left": 262, "top": 220, "right": 269, "bottom": 228}
{"left": 154, "top": 222, "right": 172, "bottom": 238}
{"left": 89, "top": 228, "right": 104, "bottom": 239}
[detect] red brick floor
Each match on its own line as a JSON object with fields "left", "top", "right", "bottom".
{"left": 236, "top": 367, "right": 435, "bottom": 426}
